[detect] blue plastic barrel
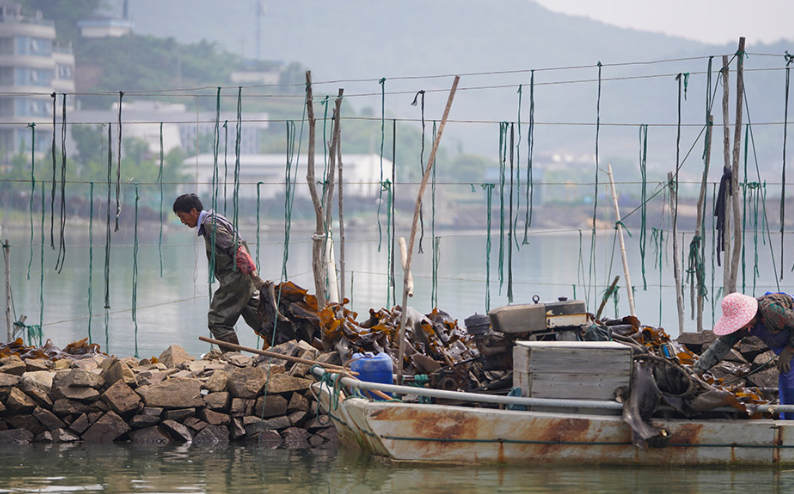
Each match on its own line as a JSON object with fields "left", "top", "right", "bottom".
{"left": 350, "top": 352, "right": 393, "bottom": 400}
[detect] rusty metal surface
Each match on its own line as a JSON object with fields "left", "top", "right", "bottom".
{"left": 315, "top": 384, "right": 794, "bottom": 465}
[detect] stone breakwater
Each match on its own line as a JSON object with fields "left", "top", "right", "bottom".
{"left": 0, "top": 340, "right": 340, "bottom": 448}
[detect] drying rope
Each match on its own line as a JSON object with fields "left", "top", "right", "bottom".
{"left": 782, "top": 52, "right": 792, "bottom": 279}
{"left": 49, "top": 92, "right": 55, "bottom": 251}
{"left": 588, "top": 62, "right": 603, "bottom": 311}
{"left": 233, "top": 87, "right": 243, "bottom": 267}
{"left": 482, "top": 183, "right": 495, "bottom": 312}
{"left": 26, "top": 122, "right": 35, "bottom": 281}
{"left": 498, "top": 122, "right": 508, "bottom": 295}
{"left": 513, "top": 85, "right": 522, "bottom": 250}
{"left": 208, "top": 87, "right": 221, "bottom": 289}
{"left": 115, "top": 91, "right": 123, "bottom": 232}
{"left": 523, "top": 70, "right": 535, "bottom": 244}
{"left": 507, "top": 123, "right": 515, "bottom": 303}
{"left": 87, "top": 182, "right": 94, "bottom": 345}
{"left": 256, "top": 181, "right": 263, "bottom": 274}
{"left": 104, "top": 123, "right": 112, "bottom": 352}
{"left": 282, "top": 87, "right": 307, "bottom": 281}
{"left": 391, "top": 119, "right": 397, "bottom": 306}
{"left": 638, "top": 123, "right": 648, "bottom": 290}
{"left": 431, "top": 120, "right": 438, "bottom": 306}
{"left": 651, "top": 227, "right": 665, "bottom": 325}
{"left": 432, "top": 236, "right": 440, "bottom": 308}
{"left": 710, "top": 183, "right": 718, "bottom": 324}
{"left": 158, "top": 122, "right": 164, "bottom": 277}
{"left": 412, "top": 90, "right": 427, "bottom": 253}
{"left": 55, "top": 94, "right": 67, "bottom": 273}
{"left": 376, "top": 77, "right": 386, "bottom": 252}
{"left": 38, "top": 183, "right": 44, "bottom": 346}
{"left": 223, "top": 120, "right": 229, "bottom": 215}
{"left": 132, "top": 183, "right": 139, "bottom": 358}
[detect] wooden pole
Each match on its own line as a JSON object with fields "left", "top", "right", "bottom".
{"left": 395, "top": 76, "right": 460, "bottom": 385}
{"left": 4, "top": 240, "right": 11, "bottom": 342}
{"left": 595, "top": 275, "right": 620, "bottom": 321}
{"left": 721, "top": 56, "right": 732, "bottom": 293}
{"left": 669, "top": 172, "right": 685, "bottom": 334}
{"left": 322, "top": 89, "right": 344, "bottom": 304}
{"left": 605, "top": 164, "right": 635, "bottom": 318}
{"left": 728, "top": 37, "right": 746, "bottom": 295}
{"left": 693, "top": 115, "right": 713, "bottom": 332}
{"left": 305, "top": 71, "right": 326, "bottom": 304}
{"left": 337, "top": 134, "right": 346, "bottom": 301}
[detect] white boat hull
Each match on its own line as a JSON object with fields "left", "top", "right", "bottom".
{"left": 315, "top": 383, "right": 794, "bottom": 465}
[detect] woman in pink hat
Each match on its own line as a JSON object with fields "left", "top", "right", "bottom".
{"left": 695, "top": 292, "right": 794, "bottom": 419}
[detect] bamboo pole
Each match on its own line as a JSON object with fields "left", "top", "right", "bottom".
{"left": 721, "top": 56, "right": 732, "bottom": 293}
{"left": 728, "top": 38, "right": 746, "bottom": 294}
{"left": 693, "top": 114, "right": 713, "bottom": 331}
{"left": 595, "top": 275, "right": 620, "bottom": 321}
{"left": 304, "top": 71, "right": 327, "bottom": 304}
{"left": 669, "top": 171, "right": 685, "bottom": 334}
{"left": 395, "top": 76, "right": 460, "bottom": 386}
{"left": 605, "top": 164, "right": 635, "bottom": 318}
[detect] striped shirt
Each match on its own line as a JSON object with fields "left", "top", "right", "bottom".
{"left": 197, "top": 210, "right": 242, "bottom": 256}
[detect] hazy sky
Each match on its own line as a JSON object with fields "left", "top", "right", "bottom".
{"left": 533, "top": 0, "right": 790, "bottom": 45}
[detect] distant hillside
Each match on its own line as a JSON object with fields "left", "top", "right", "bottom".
{"left": 110, "top": 0, "right": 793, "bottom": 182}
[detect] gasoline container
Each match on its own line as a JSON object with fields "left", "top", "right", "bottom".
{"left": 350, "top": 352, "right": 393, "bottom": 400}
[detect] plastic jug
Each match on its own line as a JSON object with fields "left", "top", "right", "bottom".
{"left": 350, "top": 352, "right": 393, "bottom": 400}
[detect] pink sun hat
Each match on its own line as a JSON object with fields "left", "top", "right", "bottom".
{"left": 713, "top": 292, "right": 759, "bottom": 335}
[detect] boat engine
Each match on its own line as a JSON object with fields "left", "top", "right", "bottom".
{"left": 466, "top": 296, "right": 591, "bottom": 372}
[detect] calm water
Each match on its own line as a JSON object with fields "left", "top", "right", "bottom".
{"left": 1, "top": 443, "right": 794, "bottom": 493}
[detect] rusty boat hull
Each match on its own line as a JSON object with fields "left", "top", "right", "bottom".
{"left": 315, "top": 384, "right": 794, "bottom": 465}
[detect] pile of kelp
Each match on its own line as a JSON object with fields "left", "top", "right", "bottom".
{"left": 600, "top": 316, "right": 776, "bottom": 449}
{"left": 257, "top": 281, "right": 478, "bottom": 379}
{"left": 0, "top": 338, "right": 105, "bottom": 361}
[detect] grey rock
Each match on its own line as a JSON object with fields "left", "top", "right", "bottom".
{"left": 101, "top": 359, "right": 137, "bottom": 388}
{"left": 158, "top": 345, "right": 194, "bottom": 369}
{"left": 229, "top": 398, "right": 254, "bottom": 417}
{"left": 51, "top": 428, "right": 81, "bottom": 442}
{"left": 161, "top": 419, "right": 193, "bottom": 442}
{"left": 676, "top": 331, "right": 718, "bottom": 354}
{"left": 308, "top": 434, "right": 326, "bottom": 447}
{"left": 129, "top": 414, "right": 161, "bottom": 429}
{"left": 203, "top": 370, "right": 229, "bottom": 393}
{"left": 52, "top": 399, "right": 95, "bottom": 416}
{"left": 316, "top": 352, "right": 342, "bottom": 367}
{"left": 223, "top": 353, "right": 252, "bottom": 368}
{"left": 282, "top": 427, "right": 311, "bottom": 449}
{"left": 287, "top": 392, "right": 311, "bottom": 413}
{"left": 5, "top": 387, "right": 37, "bottom": 413}
{"left": 136, "top": 371, "right": 168, "bottom": 387}
{"left": 4, "top": 414, "right": 47, "bottom": 435}
{"left": 288, "top": 410, "right": 308, "bottom": 427}
{"left": 199, "top": 408, "right": 230, "bottom": 426}
{"left": 52, "top": 385, "right": 101, "bottom": 402}
{"left": 183, "top": 417, "right": 208, "bottom": 433}
{"left": 0, "top": 373, "right": 21, "bottom": 387}
{"left": 0, "top": 355, "right": 26, "bottom": 376}
{"left": 249, "top": 429, "right": 282, "bottom": 448}
{"left": 56, "top": 369, "right": 105, "bottom": 389}
{"left": 101, "top": 380, "right": 141, "bottom": 417}
{"left": 33, "top": 406, "right": 66, "bottom": 431}
{"left": 140, "top": 407, "right": 163, "bottom": 417}
{"left": 136, "top": 378, "right": 205, "bottom": 409}
{"left": 21, "top": 370, "right": 54, "bottom": 393}
{"left": 230, "top": 417, "right": 246, "bottom": 440}
{"left": 129, "top": 426, "right": 173, "bottom": 445}
{"left": 305, "top": 416, "right": 332, "bottom": 433}
{"left": 193, "top": 424, "right": 229, "bottom": 446}
{"left": 24, "top": 359, "right": 51, "bottom": 372}
{"left": 227, "top": 367, "right": 268, "bottom": 399}
{"left": 162, "top": 408, "right": 195, "bottom": 421}
{"left": 265, "top": 374, "right": 312, "bottom": 394}
{"left": 0, "top": 428, "right": 33, "bottom": 444}
{"left": 81, "top": 411, "right": 130, "bottom": 443}
{"left": 204, "top": 392, "right": 230, "bottom": 411}
{"left": 255, "top": 394, "right": 288, "bottom": 418}
{"left": 67, "top": 413, "right": 92, "bottom": 434}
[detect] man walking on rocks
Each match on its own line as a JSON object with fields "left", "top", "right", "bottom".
{"left": 173, "top": 193, "right": 263, "bottom": 349}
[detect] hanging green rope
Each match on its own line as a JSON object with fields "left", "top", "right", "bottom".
{"left": 741, "top": 124, "right": 749, "bottom": 292}
{"left": 638, "top": 124, "right": 648, "bottom": 290}
{"left": 710, "top": 183, "right": 718, "bottom": 324}
{"left": 383, "top": 178, "right": 393, "bottom": 308}
{"left": 49, "top": 92, "right": 55, "bottom": 250}
{"left": 782, "top": 52, "right": 792, "bottom": 279}
{"left": 391, "top": 119, "right": 397, "bottom": 306}
{"left": 507, "top": 123, "right": 515, "bottom": 303}
{"left": 320, "top": 95, "right": 330, "bottom": 207}
{"left": 498, "top": 122, "right": 508, "bottom": 295}
{"left": 55, "top": 94, "right": 67, "bottom": 273}
{"left": 411, "top": 90, "right": 427, "bottom": 253}
{"left": 431, "top": 120, "right": 438, "bottom": 306}
{"left": 158, "top": 122, "right": 164, "bottom": 277}
{"left": 523, "top": 70, "right": 535, "bottom": 245}
{"left": 104, "top": 124, "right": 112, "bottom": 352}
{"left": 432, "top": 236, "right": 440, "bottom": 308}
{"left": 209, "top": 88, "right": 221, "bottom": 287}
{"left": 223, "top": 120, "right": 229, "bottom": 216}
{"left": 87, "top": 182, "right": 94, "bottom": 345}
{"left": 651, "top": 227, "right": 664, "bottom": 325}
{"left": 256, "top": 181, "right": 263, "bottom": 274}
{"left": 513, "top": 85, "right": 522, "bottom": 250}
{"left": 685, "top": 235, "right": 707, "bottom": 300}
{"left": 482, "top": 184, "right": 495, "bottom": 312}
{"left": 588, "top": 62, "right": 603, "bottom": 310}
{"left": 132, "top": 183, "right": 139, "bottom": 358}
{"left": 38, "top": 183, "right": 45, "bottom": 347}
{"left": 233, "top": 87, "right": 242, "bottom": 266}
{"left": 115, "top": 91, "right": 123, "bottom": 233}
{"left": 376, "top": 77, "right": 386, "bottom": 252}
{"left": 26, "top": 122, "right": 35, "bottom": 281}
{"left": 282, "top": 120, "right": 298, "bottom": 281}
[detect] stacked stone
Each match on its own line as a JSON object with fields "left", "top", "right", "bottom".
{"left": 0, "top": 339, "right": 340, "bottom": 448}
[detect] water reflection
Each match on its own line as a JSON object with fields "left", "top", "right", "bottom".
{"left": 2, "top": 443, "right": 794, "bottom": 493}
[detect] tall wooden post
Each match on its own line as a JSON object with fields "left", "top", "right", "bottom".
{"left": 669, "top": 172, "right": 685, "bottom": 334}
{"left": 606, "top": 164, "right": 636, "bottom": 318}
{"left": 693, "top": 115, "right": 713, "bottom": 331}
{"left": 721, "top": 56, "right": 732, "bottom": 293}
{"left": 728, "top": 37, "right": 746, "bottom": 294}
{"left": 4, "top": 240, "right": 11, "bottom": 342}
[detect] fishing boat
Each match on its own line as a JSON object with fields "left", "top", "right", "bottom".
{"left": 311, "top": 366, "right": 794, "bottom": 466}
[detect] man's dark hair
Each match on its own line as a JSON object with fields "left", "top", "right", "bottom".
{"left": 173, "top": 193, "right": 203, "bottom": 214}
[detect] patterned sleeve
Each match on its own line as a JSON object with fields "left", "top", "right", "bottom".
{"left": 202, "top": 217, "right": 238, "bottom": 256}
{"left": 694, "top": 330, "right": 745, "bottom": 371}
{"left": 759, "top": 294, "right": 794, "bottom": 347}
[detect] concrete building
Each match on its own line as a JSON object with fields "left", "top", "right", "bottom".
{"left": 77, "top": 17, "right": 133, "bottom": 39}
{"left": 183, "top": 153, "right": 394, "bottom": 201}
{"left": 0, "top": 1, "right": 75, "bottom": 158}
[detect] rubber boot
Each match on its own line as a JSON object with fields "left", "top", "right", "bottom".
{"left": 215, "top": 332, "right": 240, "bottom": 353}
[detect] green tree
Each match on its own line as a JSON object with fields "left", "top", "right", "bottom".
{"left": 17, "top": 0, "right": 104, "bottom": 44}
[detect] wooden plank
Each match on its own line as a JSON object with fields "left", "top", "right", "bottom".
{"left": 528, "top": 373, "right": 629, "bottom": 400}
{"left": 520, "top": 348, "right": 632, "bottom": 374}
